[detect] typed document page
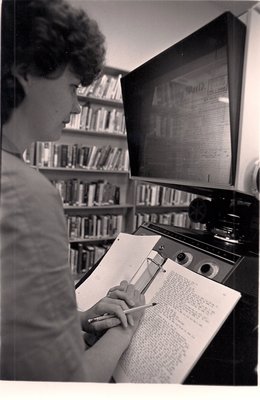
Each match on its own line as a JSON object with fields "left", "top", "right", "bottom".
{"left": 113, "top": 258, "right": 241, "bottom": 383}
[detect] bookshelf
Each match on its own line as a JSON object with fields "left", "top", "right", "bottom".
{"left": 24, "top": 66, "right": 203, "bottom": 280}
{"left": 133, "top": 181, "right": 206, "bottom": 232}
{"left": 24, "top": 66, "right": 136, "bottom": 280}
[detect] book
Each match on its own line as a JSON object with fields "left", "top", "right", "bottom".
{"left": 75, "top": 232, "right": 241, "bottom": 384}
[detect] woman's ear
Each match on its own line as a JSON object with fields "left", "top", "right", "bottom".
{"left": 11, "top": 64, "right": 32, "bottom": 94}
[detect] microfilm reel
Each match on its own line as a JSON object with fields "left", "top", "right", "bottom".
{"left": 188, "top": 197, "right": 212, "bottom": 224}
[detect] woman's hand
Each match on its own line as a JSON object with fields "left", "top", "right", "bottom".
{"left": 107, "top": 280, "right": 145, "bottom": 328}
{"left": 80, "top": 280, "right": 145, "bottom": 334}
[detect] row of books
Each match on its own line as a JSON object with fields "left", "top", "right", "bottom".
{"left": 136, "top": 183, "right": 197, "bottom": 206}
{"left": 66, "top": 105, "right": 126, "bottom": 135}
{"left": 77, "top": 73, "right": 123, "bottom": 101}
{"left": 148, "top": 113, "right": 198, "bottom": 139}
{"left": 152, "top": 81, "right": 185, "bottom": 108}
{"left": 36, "top": 142, "right": 129, "bottom": 171}
{"left": 134, "top": 211, "right": 206, "bottom": 231}
{"left": 66, "top": 214, "right": 123, "bottom": 240}
{"left": 51, "top": 178, "right": 120, "bottom": 207}
{"left": 69, "top": 243, "right": 110, "bottom": 275}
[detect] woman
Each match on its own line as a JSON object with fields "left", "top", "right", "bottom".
{"left": 0, "top": 0, "right": 145, "bottom": 382}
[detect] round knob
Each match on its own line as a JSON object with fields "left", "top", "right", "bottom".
{"left": 177, "top": 252, "right": 188, "bottom": 264}
{"left": 198, "top": 262, "right": 219, "bottom": 279}
{"left": 200, "top": 263, "right": 211, "bottom": 274}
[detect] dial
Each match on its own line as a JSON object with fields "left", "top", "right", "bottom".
{"left": 177, "top": 252, "right": 188, "bottom": 263}
{"left": 198, "top": 262, "right": 219, "bottom": 279}
{"left": 175, "top": 251, "right": 193, "bottom": 267}
{"left": 200, "top": 263, "right": 211, "bottom": 273}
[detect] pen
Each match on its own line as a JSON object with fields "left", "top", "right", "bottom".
{"left": 88, "top": 302, "right": 158, "bottom": 323}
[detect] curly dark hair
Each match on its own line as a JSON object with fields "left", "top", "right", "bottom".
{"left": 1, "top": 0, "right": 106, "bottom": 124}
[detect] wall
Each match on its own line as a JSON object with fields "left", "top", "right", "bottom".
{"left": 71, "top": 0, "right": 258, "bottom": 71}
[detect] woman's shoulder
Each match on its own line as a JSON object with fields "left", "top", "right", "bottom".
{"left": 1, "top": 150, "right": 62, "bottom": 208}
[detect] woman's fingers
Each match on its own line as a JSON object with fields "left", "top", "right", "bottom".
{"left": 88, "top": 281, "right": 146, "bottom": 332}
{"left": 96, "top": 299, "right": 130, "bottom": 327}
{"left": 123, "top": 284, "right": 138, "bottom": 325}
{"left": 84, "top": 281, "right": 146, "bottom": 334}
{"left": 107, "top": 281, "right": 136, "bottom": 306}
{"left": 99, "top": 297, "right": 130, "bottom": 312}
{"left": 92, "top": 316, "right": 121, "bottom": 331}
{"left": 107, "top": 290, "right": 135, "bottom": 307}
{"left": 107, "top": 280, "right": 128, "bottom": 294}
{"left": 127, "top": 289, "right": 146, "bottom": 325}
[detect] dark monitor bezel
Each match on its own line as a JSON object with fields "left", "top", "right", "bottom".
{"left": 121, "top": 12, "right": 246, "bottom": 198}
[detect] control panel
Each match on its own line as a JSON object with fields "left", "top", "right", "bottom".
{"left": 135, "top": 222, "right": 258, "bottom": 297}
{"left": 134, "top": 222, "right": 258, "bottom": 385}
